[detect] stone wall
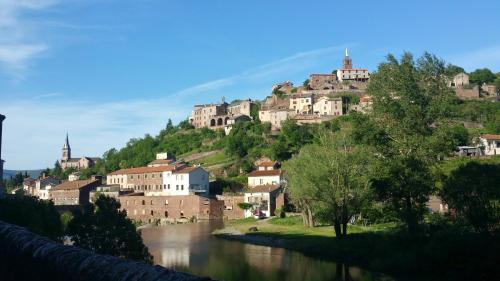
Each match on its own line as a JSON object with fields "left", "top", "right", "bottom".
{"left": 455, "top": 86, "right": 480, "bottom": 99}
{"left": 0, "top": 220, "right": 213, "bottom": 281}
{"left": 118, "top": 195, "right": 223, "bottom": 223}
{"left": 216, "top": 194, "right": 245, "bottom": 219}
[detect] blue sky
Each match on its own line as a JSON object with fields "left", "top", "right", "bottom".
{"left": 1, "top": 0, "right": 499, "bottom": 169}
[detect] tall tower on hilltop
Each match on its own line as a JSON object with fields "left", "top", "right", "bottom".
{"left": 343, "top": 48, "right": 353, "bottom": 69}
{"left": 0, "top": 114, "right": 5, "bottom": 198}
{"left": 61, "top": 133, "right": 71, "bottom": 162}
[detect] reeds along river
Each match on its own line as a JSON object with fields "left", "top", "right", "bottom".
{"left": 140, "top": 221, "right": 395, "bottom": 281}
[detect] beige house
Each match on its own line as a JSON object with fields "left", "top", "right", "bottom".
{"left": 259, "top": 108, "right": 295, "bottom": 130}
{"left": 451, "top": 73, "right": 469, "bottom": 87}
{"left": 313, "top": 96, "right": 343, "bottom": 116}
{"left": 247, "top": 169, "right": 283, "bottom": 188}
{"left": 289, "top": 93, "right": 314, "bottom": 114}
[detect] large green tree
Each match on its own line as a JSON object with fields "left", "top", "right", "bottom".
{"left": 469, "top": 68, "right": 496, "bottom": 85}
{"left": 0, "top": 196, "right": 63, "bottom": 241}
{"left": 440, "top": 161, "right": 500, "bottom": 234}
{"left": 284, "top": 131, "right": 372, "bottom": 237}
{"left": 362, "top": 52, "right": 457, "bottom": 234}
{"left": 67, "top": 196, "right": 153, "bottom": 263}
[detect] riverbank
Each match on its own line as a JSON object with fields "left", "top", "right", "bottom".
{"left": 213, "top": 216, "right": 499, "bottom": 281}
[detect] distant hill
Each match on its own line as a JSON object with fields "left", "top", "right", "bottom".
{"left": 3, "top": 169, "right": 44, "bottom": 180}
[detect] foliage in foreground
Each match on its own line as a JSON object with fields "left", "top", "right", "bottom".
{"left": 67, "top": 196, "right": 153, "bottom": 263}
{"left": 0, "top": 196, "right": 63, "bottom": 241}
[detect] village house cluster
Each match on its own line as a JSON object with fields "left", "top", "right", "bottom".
{"left": 23, "top": 139, "right": 287, "bottom": 222}
{"left": 190, "top": 49, "right": 373, "bottom": 131}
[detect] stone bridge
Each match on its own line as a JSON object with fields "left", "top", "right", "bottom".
{"left": 0, "top": 220, "right": 213, "bottom": 281}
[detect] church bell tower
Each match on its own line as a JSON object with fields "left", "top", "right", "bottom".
{"left": 62, "top": 133, "right": 71, "bottom": 162}
{"left": 343, "top": 48, "right": 353, "bottom": 69}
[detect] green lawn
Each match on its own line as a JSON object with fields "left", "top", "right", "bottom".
{"left": 222, "top": 216, "right": 499, "bottom": 280}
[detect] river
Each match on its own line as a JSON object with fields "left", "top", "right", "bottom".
{"left": 141, "top": 221, "right": 395, "bottom": 281}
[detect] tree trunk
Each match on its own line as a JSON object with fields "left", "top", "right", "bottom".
{"left": 333, "top": 220, "right": 342, "bottom": 238}
{"left": 342, "top": 222, "right": 348, "bottom": 237}
{"left": 307, "top": 206, "right": 314, "bottom": 227}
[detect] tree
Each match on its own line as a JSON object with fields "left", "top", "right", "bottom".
{"left": 440, "top": 161, "right": 500, "bottom": 234}
{"left": 469, "top": 68, "right": 496, "bottom": 85}
{"left": 494, "top": 75, "right": 500, "bottom": 95}
{"left": 303, "top": 79, "right": 311, "bottom": 90}
{"left": 0, "top": 196, "right": 63, "bottom": 241}
{"left": 362, "top": 52, "right": 457, "bottom": 234}
{"left": 444, "top": 64, "right": 465, "bottom": 78}
{"left": 284, "top": 131, "right": 372, "bottom": 238}
{"left": 67, "top": 196, "right": 153, "bottom": 263}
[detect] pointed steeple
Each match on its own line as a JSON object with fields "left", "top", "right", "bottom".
{"left": 61, "top": 133, "right": 71, "bottom": 161}
{"left": 63, "top": 133, "right": 70, "bottom": 149}
{"left": 345, "top": 48, "right": 349, "bottom": 57}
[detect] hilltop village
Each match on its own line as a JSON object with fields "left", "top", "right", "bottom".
{"left": 5, "top": 50, "right": 500, "bottom": 225}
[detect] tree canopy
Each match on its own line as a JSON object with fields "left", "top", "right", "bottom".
{"left": 67, "top": 196, "right": 153, "bottom": 263}
{"left": 469, "top": 68, "right": 496, "bottom": 85}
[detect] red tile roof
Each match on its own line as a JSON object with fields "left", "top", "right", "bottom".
{"left": 259, "top": 161, "right": 276, "bottom": 167}
{"left": 248, "top": 169, "right": 283, "bottom": 177}
{"left": 52, "top": 179, "right": 99, "bottom": 191}
{"left": 108, "top": 165, "right": 176, "bottom": 175}
{"left": 481, "top": 134, "right": 500, "bottom": 140}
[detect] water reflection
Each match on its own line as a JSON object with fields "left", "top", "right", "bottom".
{"left": 140, "top": 221, "right": 394, "bottom": 281}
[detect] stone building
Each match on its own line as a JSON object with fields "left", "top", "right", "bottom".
{"left": 59, "top": 134, "right": 101, "bottom": 170}
{"left": 337, "top": 49, "right": 370, "bottom": 82}
{"left": 50, "top": 177, "right": 101, "bottom": 206}
{"left": 450, "top": 73, "right": 469, "bottom": 87}
{"left": 189, "top": 98, "right": 256, "bottom": 130}
{"left": 0, "top": 114, "right": 4, "bottom": 197}
{"left": 216, "top": 193, "right": 246, "bottom": 220}
{"left": 117, "top": 194, "right": 223, "bottom": 223}
{"left": 309, "top": 74, "right": 337, "bottom": 90}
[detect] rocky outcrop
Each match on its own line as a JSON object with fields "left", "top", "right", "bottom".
{"left": 0, "top": 220, "right": 213, "bottom": 281}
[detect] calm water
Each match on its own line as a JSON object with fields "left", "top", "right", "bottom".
{"left": 141, "top": 221, "right": 395, "bottom": 281}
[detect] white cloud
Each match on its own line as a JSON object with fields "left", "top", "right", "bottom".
{"left": 0, "top": 44, "right": 350, "bottom": 169}
{"left": 0, "top": 0, "right": 58, "bottom": 78}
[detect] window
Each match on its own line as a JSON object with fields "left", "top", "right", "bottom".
{"left": 176, "top": 185, "right": 179, "bottom": 190}
{"left": 150, "top": 210, "right": 154, "bottom": 216}
{"left": 168, "top": 184, "right": 170, "bottom": 189}
{"left": 142, "top": 200, "right": 145, "bottom": 205}
{"left": 164, "top": 211, "right": 169, "bottom": 218}
{"left": 145, "top": 174, "right": 148, "bottom": 179}
{"left": 151, "top": 200, "right": 154, "bottom": 205}
{"left": 165, "top": 200, "right": 169, "bottom": 205}
{"left": 180, "top": 211, "right": 184, "bottom": 217}
{"left": 181, "top": 185, "right": 184, "bottom": 190}
{"left": 163, "top": 184, "right": 166, "bottom": 189}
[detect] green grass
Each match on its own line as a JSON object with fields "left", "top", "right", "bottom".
{"left": 197, "top": 151, "right": 230, "bottom": 165}
{"left": 222, "top": 217, "right": 499, "bottom": 280}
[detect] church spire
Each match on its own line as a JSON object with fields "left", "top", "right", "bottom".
{"left": 62, "top": 133, "right": 71, "bottom": 161}
{"left": 63, "top": 133, "right": 70, "bottom": 149}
